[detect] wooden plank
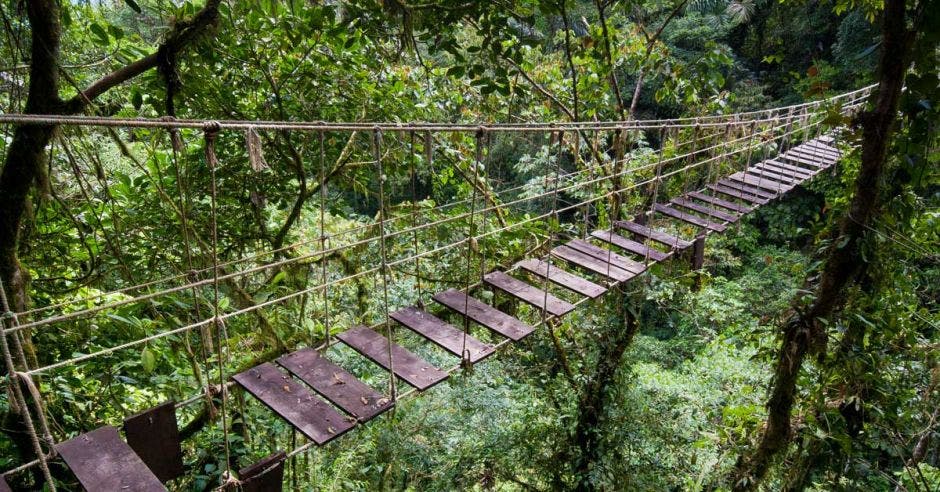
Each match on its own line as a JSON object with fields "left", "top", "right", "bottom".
{"left": 484, "top": 271, "right": 576, "bottom": 317}
{"left": 614, "top": 220, "right": 693, "bottom": 249}
{"left": 806, "top": 139, "right": 841, "bottom": 153}
{"left": 277, "top": 348, "right": 393, "bottom": 420}
{"left": 653, "top": 203, "right": 727, "bottom": 232}
{"left": 590, "top": 230, "right": 671, "bottom": 262}
{"left": 817, "top": 134, "right": 836, "bottom": 144}
{"left": 746, "top": 167, "right": 803, "bottom": 185}
{"left": 686, "top": 191, "right": 753, "bottom": 213}
{"left": 728, "top": 173, "right": 793, "bottom": 193}
{"left": 0, "top": 476, "right": 10, "bottom": 492}
{"left": 551, "top": 245, "right": 636, "bottom": 282}
{"left": 56, "top": 426, "right": 165, "bottom": 492}
{"left": 390, "top": 306, "right": 496, "bottom": 362}
{"left": 788, "top": 148, "right": 835, "bottom": 165}
{"left": 706, "top": 184, "right": 770, "bottom": 205}
{"left": 336, "top": 326, "right": 449, "bottom": 390}
{"left": 793, "top": 143, "right": 839, "bottom": 159}
{"left": 566, "top": 239, "right": 647, "bottom": 273}
{"left": 433, "top": 289, "right": 535, "bottom": 340}
{"left": 239, "top": 451, "right": 286, "bottom": 492}
{"left": 779, "top": 152, "right": 825, "bottom": 168}
{"left": 716, "top": 178, "right": 778, "bottom": 199}
{"left": 516, "top": 258, "right": 607, "bottom": 298}
{"left": 233, "top": 363, "right": 355, "bottom": 444}
{"left": 753, "top": 162, "right": 812, "bottom": 180}
{"left": 670, "top": 197, "right": 740, "bottom": 222}
{"left": 761, "top": 160, "right": 817, "bottom": 177}
{"left": 123, "top": 401, "right": 185, "bottom": 483}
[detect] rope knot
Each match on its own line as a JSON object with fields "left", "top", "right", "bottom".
{"left": 203, "top": 120, "right": 222, "bottom": 135}
{"left": 1, "top": 311, "right": 14, "bottom": 320}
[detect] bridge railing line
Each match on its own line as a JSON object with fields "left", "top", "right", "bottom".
{"left": 7, "top": 109, "right": 821, "bottom": 334}
{"left": 0, "top": 85, "right": 873, "bottom": 132}
{"left": 17, "top": 103, "right": 866, "bottom": 377}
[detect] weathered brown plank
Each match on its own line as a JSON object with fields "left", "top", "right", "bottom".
{"left": 614, "top": 220, "right": 694, "bottom": 249}
{"left": 761, "top": 160, "right": 817, "bottom": 177}
{"left": 750, "top": 163, "right": 807, "bottom": 182}
{"left": 0, "top": 475, "right": 10, "bottom": 492}
{"left": 686, "top": 191, "right": 753, "bottom": 213}
{"left": 779, "top": 152, "right": 825, "bottom": 168}
{"left": 706, "top": 184, "right": 770, "bottom": 205}
{"left": 816, "top": 135, "right": 836, "bottom": 144}
{"left": 233, "top": 363, "right": 355, "bottom": 444}
{"left": 728, "top": 172, "right": 793, "bottom": 193}
{"left": 390, "top": 306, "right": 496, "bottom": 362}
{"left": 277, "top": 348, "right": 393, "bottom": 420}
{"left": 239, "top": 451, "right": 286, "bottom": 492}
{"left": 484, "top": 271, "right": 576, "bottom": 317}
{"left": 717, "top": 178, "right": 780, "bottom": 198}
{"left": 516, "top": 258, "right": 608, "bottom": 298}
{"left": 123, "top": 401, "right": 184, "bottom": 483}
{"left": 653, "top": 203, "right": 727, "bottom": 232}
{"left": 590, "top": 230, "right": 671, "bottom": 262}
{"left": 788, "top": 148, "right": 836, "bottom": 165}
{"left": 433, "top": 289, "right": 535, "bottom": 340}
{"left": 566, "top": 239, "right": 647, "bottom": 273}
{"left": 670, "top": 197, "right": 740, "bottom": 222}
{"left": 336, "top": 326, "right": 449, "bottom": 390}
{"left": 551, "top": 245, "right": 636, "bottom": 282}
{"left": 804, "top": 140, "right": 842, "bottom": 155}
{"left": 792, "top": 143, "right": 839, "bottom": 159}
{"left": 56, "top": 426, "right": 165, "bottom": 492}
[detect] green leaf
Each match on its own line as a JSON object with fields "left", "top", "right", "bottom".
{"left": 141, "top": 347, "right": 156, "bottom": 373}
{"left": 125, "top": 0, "right": 142, "bottom": 13}
{"left": 90, "top": 23, "right": 110, "bottom": 45}
{"left": 131, "top": 90, "right": 143, "bottom": 110}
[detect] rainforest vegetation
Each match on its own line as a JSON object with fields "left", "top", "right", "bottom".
{"left": 0, "top": 0, "right": 937, "bottom": 490}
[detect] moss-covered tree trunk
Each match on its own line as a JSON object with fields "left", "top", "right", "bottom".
{"left": 730, "top": 0, "right": 919, "bottom": 488}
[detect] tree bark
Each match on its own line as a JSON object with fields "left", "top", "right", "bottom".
{"left": 0, "top": 0, "right": 221, "bottom": 484}
{"left": 730, "top": 0, "right": 916, "bottom": 488}
{"left": 573, "top": 290, "right": 640, "bottom": 491}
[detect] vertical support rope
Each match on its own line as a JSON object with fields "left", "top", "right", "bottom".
{"left": 409, "top": 131, "right": 423, "bottom": 306}
{"left": 318, "top": 131, "right": 332, "bottom": 348}
{"left": 203, "top": 123, "right": 234, "bottom": 484}
{"left": 0, "top": 284, "right": 56, "bottom": 491}
{"left": 169, "top": 126, "right": 213, "bottom": 406}
{"left": 643, "top": 126, "right": 667, "bottom": 270}
{"left": 374, "top": 128, "right": 397, "bottom": 401}
{"left": 540, "top": 130, "right": 564, "bottom": 326}
{"left": 460, "top": 129, "right": 484, "bottom": 366}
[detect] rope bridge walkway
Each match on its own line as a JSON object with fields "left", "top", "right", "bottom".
{"left": 0, "top": 85, "right": 872, "bottom": 491}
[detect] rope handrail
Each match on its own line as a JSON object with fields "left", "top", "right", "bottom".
{"left": 15, "top": 105, "right": 863, "bottom": 375}
{"left": 0, "top": 86, "right": 871, "bottom": 484}
{"left": 0, "top": 84, "right": 872, "bottom": 132}
{"left": 3, "top": 106, "right": 848, "bottom": 335}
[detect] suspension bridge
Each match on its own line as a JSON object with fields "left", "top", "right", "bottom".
{"left": 0, "top": 85, "right": 872, "bottom": 491}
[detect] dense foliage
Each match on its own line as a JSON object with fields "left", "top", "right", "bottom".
{"left": 0, "top": 0, "right": 936, "bottom": 491}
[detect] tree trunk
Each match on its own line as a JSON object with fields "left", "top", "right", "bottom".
{"left": 730, "top": 0, "right": 916, "bottom": 488}
{"left": 0, "top": 0, "right": 221, "bottom": 483}
{"left": 573, "top": 290, "right": 639, "bottom": 491}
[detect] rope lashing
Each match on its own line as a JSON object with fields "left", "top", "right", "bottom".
{"left": 0, "top": 283, "right": 56, "bottom": 491}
